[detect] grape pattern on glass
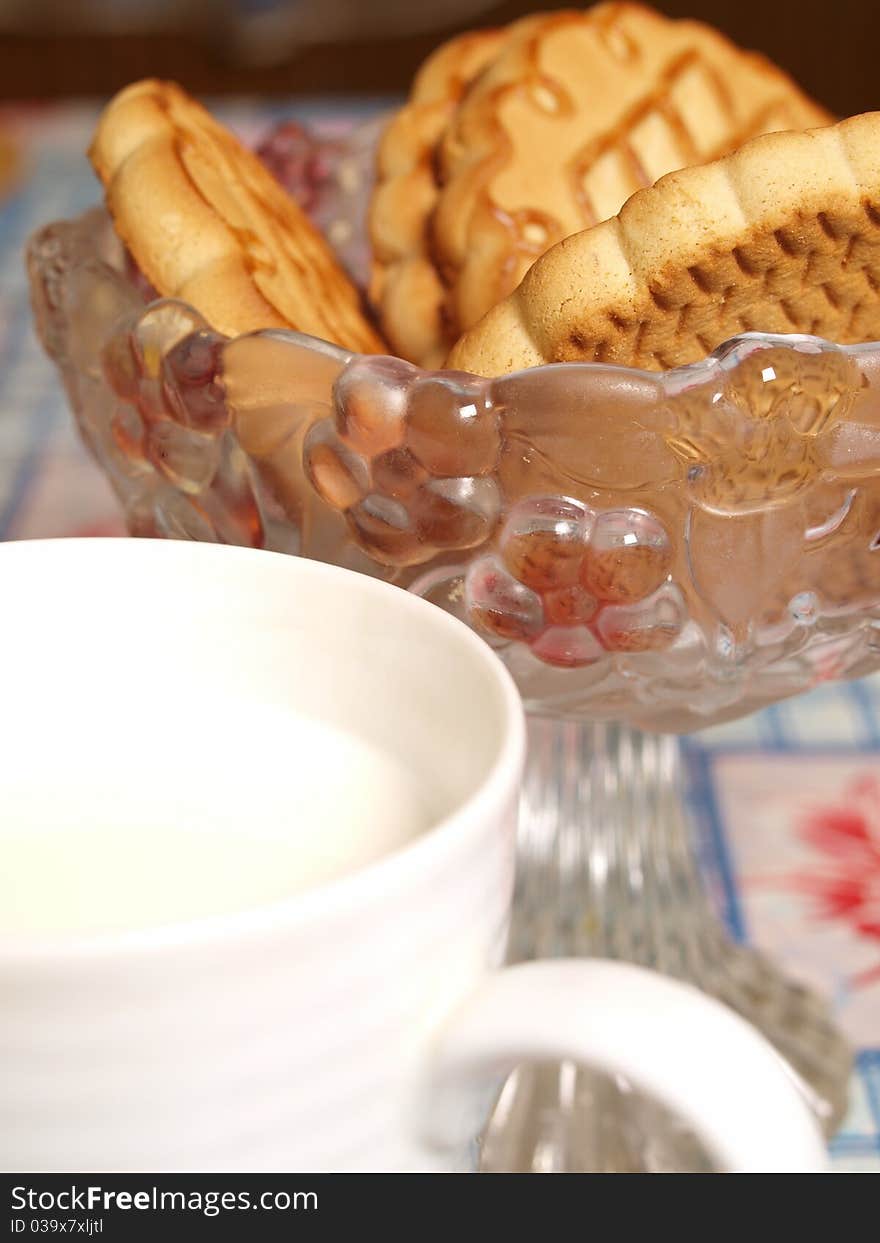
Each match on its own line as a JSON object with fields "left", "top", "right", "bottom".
{"left": 29, "top": 208, "right": 267, "bottom": 549}
{"left": 466, "top": 498, "right": 681, "bottom": 668}
{"left": 304, "top": 360, "right": 502, "bottom": 567}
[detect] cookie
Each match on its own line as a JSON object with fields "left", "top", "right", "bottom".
{"left": 447, "top": 112, "right": 880, "bottom": 375}
{"left": 375, "top": 3, "right": 830, "bottom": 367}
{"left": 90, "top": 79, "right": 386, "bottom": 352}
{"left": 368, "top": 28, "right": 506, "bottom": 368}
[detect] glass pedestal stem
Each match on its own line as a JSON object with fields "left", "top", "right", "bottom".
{"left": 481, "top": 718, "right": 851, "bottom": 1172}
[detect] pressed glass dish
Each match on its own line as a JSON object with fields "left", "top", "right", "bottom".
{"left": 26, "top": 118, "right": 874, "bottom": 1167}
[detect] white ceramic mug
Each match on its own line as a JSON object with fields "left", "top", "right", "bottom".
{"left": 0, "top": 539, "right": 826, "bottom": 1173}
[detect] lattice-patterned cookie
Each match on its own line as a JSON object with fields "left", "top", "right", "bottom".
{"left": 368, "top": 28, "right": 506, "bottom": 368}
{"left": 90, "top": 79, "right": 386, "bottom": 352}
{"left": 377, "top": 2, "right": 829, "bottom": 366}
{"left": 447, "top": 113, "right": 880, "bottom": 375}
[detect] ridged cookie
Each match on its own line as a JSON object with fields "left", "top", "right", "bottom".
{"left": 447, "top": 112, "right": 880, "bottom": 376}
{"left": 368, "top": 28, "right": 506, "bottom": 368}
{"left": 379, "top": 2, "right": 829, "bottom": 367}
{"left": 90, "top": 79, "right": 386, "bottom": 352}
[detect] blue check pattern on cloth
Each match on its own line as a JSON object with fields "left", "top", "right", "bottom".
{"left": 0, "top": 101, "right": 877, "bottom": 1172}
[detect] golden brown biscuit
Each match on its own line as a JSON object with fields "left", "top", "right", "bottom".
{"left": 447, "top": 112, "right": 880, "bottom": 376}
{"left": 378, "top": 2, "right": 829, "bottom": 367}
{"left": 90, "top": 79, "right": 386, "bottom": 352}
{"left": 368, "top": 28, "right": 506, "bottom": 368}
{"left": 0, "top": 130, "right": 20, "bottom": 202}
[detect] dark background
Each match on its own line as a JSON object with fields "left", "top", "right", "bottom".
{"left": 0, "top": 0, "right": 871, "bottom": 116}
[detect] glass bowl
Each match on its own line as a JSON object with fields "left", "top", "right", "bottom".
{"left": 27, "top": 206, "right": 880, "bottom": 735}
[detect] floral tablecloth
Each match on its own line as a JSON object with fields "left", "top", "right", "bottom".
{"left": 1, "top": 99, "right": 878, "bottom": 1172}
